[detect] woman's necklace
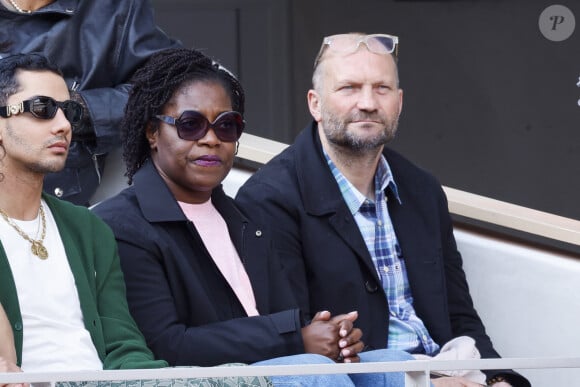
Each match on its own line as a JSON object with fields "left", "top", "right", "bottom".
{"left": 6, "top": 0, "right": 32, "bottom": 13}
{"left": 0, "top": 204, "right": 48, "bottom": 259}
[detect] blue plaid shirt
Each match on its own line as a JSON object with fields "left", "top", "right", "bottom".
{"left": 324, "top": 151, "right": 440, "bottom": 355}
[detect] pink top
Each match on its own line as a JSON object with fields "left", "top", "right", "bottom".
{"left": 178, "top": 199, "right": 259, "bottom": 317}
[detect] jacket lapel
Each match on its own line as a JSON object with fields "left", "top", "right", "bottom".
{"left": 384, "top": 150, "right": 446, "bottom": 321}
{"left": 295, "top": 123, "right": 381, "bottom": 284}
{"left": 134, "top": 162, "right": 187, "bottom": 223}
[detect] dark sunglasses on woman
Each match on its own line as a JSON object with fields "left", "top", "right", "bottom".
{"left": 155, "top": 110, "right": 244, "bottom": 142}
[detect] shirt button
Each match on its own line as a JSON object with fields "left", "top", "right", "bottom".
{"left": 422, "top": 334, "right": 428, "bottom": 341}
{"left": 54, "top": 187, "right": 64, "bottom": 197}
{"left": 255, "top": 230, "right": 262, "bottom": 237}
{"left": 377, "top": 220, "right": 383, "bottom": 226}
{"left": 383, "top": 266, "right": 389, "bottom": 273}
{"left": 390, "top": 311, "right": 396, "bottom": 317}
{"left": 13, "top": 322, "right": 22, "bottom": 331}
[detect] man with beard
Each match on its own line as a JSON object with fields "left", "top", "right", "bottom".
{"left": 236, "top": 33, "right": 530, "bottom": 387}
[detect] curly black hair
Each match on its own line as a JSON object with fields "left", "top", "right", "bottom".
{"left": 122, "top": 47, "right": 245, "bottom": 183}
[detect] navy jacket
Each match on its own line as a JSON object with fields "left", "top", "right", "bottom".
{"left": 92, "top": 161, "right": 305, "bottom": 367}
{"left": 236, "top": 122, "right": 530, "bottom": 387}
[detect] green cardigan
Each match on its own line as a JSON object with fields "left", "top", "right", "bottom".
{"left": 0, "top": 194, "right": 167, "bottom": 370}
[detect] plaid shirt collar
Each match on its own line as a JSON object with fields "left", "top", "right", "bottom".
{"left": 323, "top": 149, "right": 401, "bottom": 212}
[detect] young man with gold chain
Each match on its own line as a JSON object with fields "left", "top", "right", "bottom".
{"left": 0, "top": 51, "right": 168, "bottom": 374}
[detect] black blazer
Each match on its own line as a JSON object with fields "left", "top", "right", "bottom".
{"left": 236, "top": 122, "right": 530, "bottom": 387}
{"left": 93, "top": 161, "right": 304, "bottom": 366}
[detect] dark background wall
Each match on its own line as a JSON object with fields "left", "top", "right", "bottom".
{"left": 151, "top": 0, "right": 580, "bottom": 221}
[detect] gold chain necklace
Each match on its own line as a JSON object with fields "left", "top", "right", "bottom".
{"left": 0, "top": 205, "right": 48, "bottom": 259}
{"left": 6, "top": 0, "right": 31, "bottom": 13}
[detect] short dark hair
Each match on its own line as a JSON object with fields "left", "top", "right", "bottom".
{"left": 122, "top": 47, "right": 246, "bottom": 183}
{"left": 0, "top": 53, "right": 62, "bottom": 105}
{"left": 0, "top": 53, "right": 63, "bottom": 182}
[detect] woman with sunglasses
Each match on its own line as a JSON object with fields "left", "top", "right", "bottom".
{"left": 93, "top": 48, "right": 412, "bottom": 386}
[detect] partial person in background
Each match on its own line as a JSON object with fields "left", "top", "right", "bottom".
{"left": 236, "top": 33, "right": 531, "bottom": 387}
{"left": 0, "top": 0, "right": 181, "bottom": 205}
{"left": 93, "top": 47, "right": 414, "bottom": 387}
{"left": 0, "top": 53, "right": 270, "bottom": 387}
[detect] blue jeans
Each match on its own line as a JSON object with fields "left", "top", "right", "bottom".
{"left": 353, "top": 348, "right": 416, "bottom": 386}
{"left": 253, "top": 349, "right": 414, "bottom": 386}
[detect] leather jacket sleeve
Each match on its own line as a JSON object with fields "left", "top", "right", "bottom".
{"left": 73, "top": 0, "right": 181, "bottom": 155}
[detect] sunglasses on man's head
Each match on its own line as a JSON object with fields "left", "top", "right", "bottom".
{"left": 0, "top": 96, "right": 83, "bottom": 125}
{"left": 155, "top": 110, "right": 245, "bottom": 143}
{"left": 314, "top": 33, "right": 399, "bottom": 68}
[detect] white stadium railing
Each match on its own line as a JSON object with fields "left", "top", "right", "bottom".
{"left": 2, "top": 357, "right": 580, "bottom": 387}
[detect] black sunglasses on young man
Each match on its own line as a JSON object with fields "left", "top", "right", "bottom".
{"left": 0, "top": 96, "right": 83, "bottom": 125}
{"left": 155, "top": 110, "right": 245, "bottom": 143}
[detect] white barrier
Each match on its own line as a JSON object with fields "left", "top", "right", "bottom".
{"left": 458, "top": 227, "right": 580, "bottom": 386}
{"left": 2, "top": 358, "right": 580, "bottom": 387}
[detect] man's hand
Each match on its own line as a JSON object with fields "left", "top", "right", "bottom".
{"left": 0, "top": 356, "right": 29, "bottom": 387}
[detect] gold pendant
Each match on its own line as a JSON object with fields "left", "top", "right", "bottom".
{"left": 31, "top": 240, "right": 48, "bottom": 260}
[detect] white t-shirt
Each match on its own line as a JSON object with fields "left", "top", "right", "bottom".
{"left": 0, "top": 199, "right": 103, "bottom": 371}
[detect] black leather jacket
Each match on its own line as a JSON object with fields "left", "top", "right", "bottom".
{"left": 0, "top": 0, "right": 181, "bottom": 205}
